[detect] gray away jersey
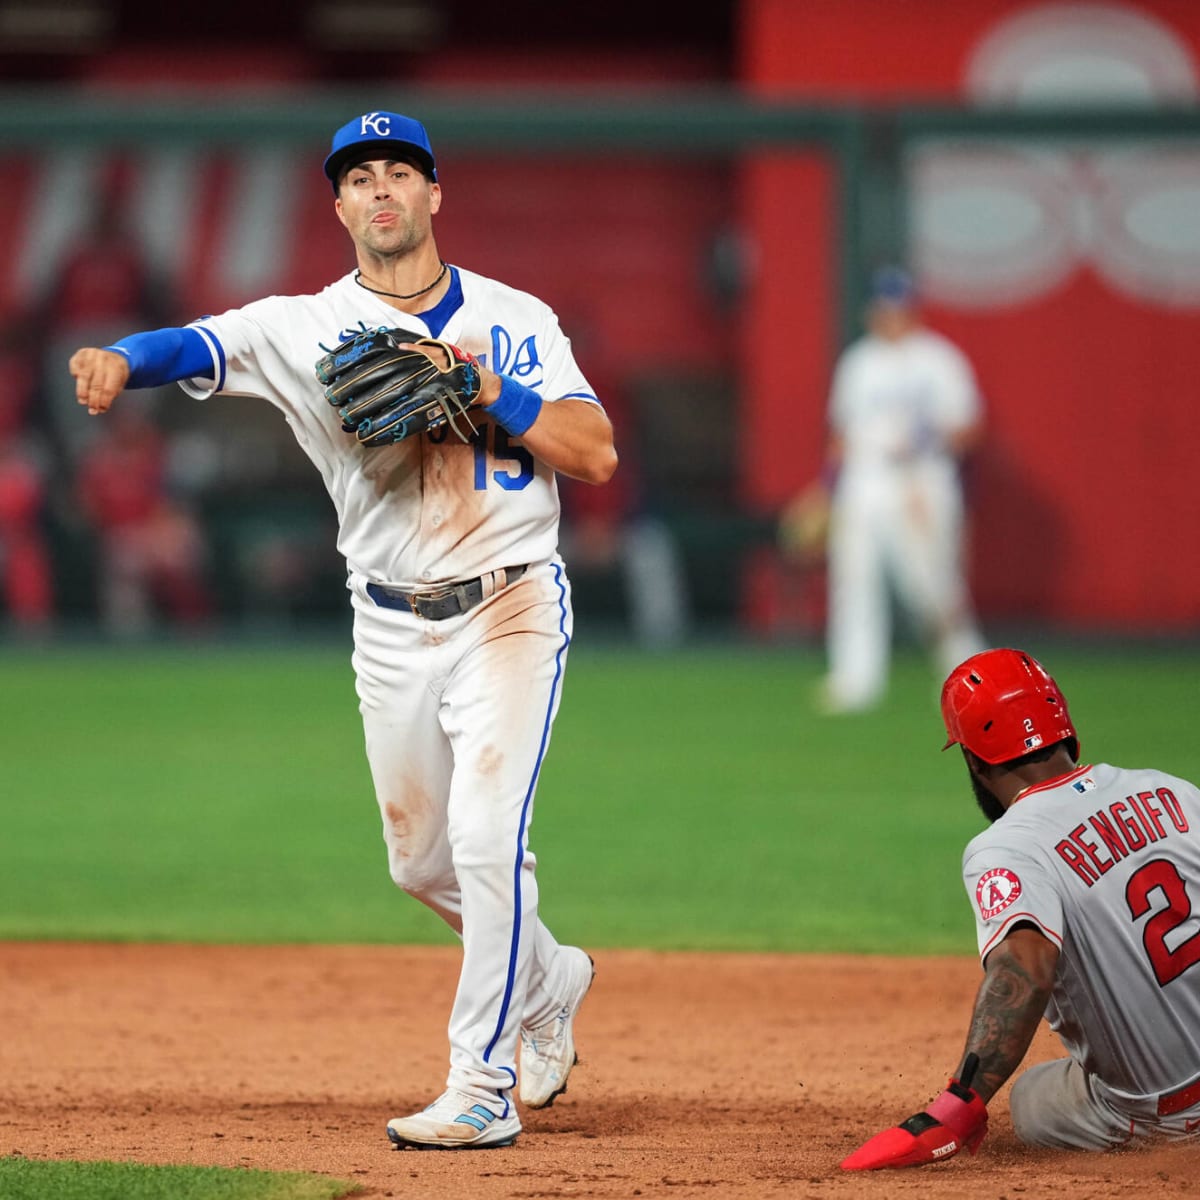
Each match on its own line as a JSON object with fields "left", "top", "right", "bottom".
{"left": 962, "top": 762, "right": 1200, "bottom": 1100}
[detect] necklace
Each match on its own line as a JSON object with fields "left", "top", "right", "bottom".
{"left": 354, "top": 261, "right": 448, "bottom": 301}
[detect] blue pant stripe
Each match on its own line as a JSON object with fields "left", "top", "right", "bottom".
{"left": 483, "top": 562, "right": 570, "bottom": 1066}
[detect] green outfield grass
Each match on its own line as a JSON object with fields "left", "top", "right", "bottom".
{"left": 1, "top": 637, "right": 1196, "bottom": 954}
{"left": 0, "top": 1158, "right": 353, "bottom": 1200}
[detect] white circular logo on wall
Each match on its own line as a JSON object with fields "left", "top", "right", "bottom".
{"left": 1089, "top": 147, "right": 1200, "bottom": 306}
{"left": 967, "top": 2, "right": 1198, "bottom": 105}
{"left": 910, "top": 2, "right": 1200, "bottom": 309}
{"left": 910, "top": 143, "right": 1080, "bottom": 307}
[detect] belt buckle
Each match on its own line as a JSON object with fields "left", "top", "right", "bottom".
{"left": 409, "top": 584, "right": 455, "bottom": 620}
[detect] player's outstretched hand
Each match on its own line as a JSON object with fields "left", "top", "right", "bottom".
{"left": 840, "top": 1065, "right": 988, "bottom": 1171}
{"left": 69, "top": 348, "right": 131, "bottom": 415}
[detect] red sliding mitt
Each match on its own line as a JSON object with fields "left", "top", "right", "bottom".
{"left": 840, "top": 1058, "right": 988, "bottom": 1171}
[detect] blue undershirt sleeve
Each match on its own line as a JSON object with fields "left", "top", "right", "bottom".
{"left": 102, "top": 327, "right": 214, "bottom": 389}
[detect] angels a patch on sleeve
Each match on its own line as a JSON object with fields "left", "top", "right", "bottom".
{"left": 976, "top": 867, "right": 1022, "bottom": 921}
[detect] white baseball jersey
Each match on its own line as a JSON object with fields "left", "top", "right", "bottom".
{"left": 963, "top": 762, "right": 1200, "bottom": 1099}
{"left": 178, "top": 265, "right": 598, "bottom": 587}
{"left": 822, "top": 327, "right": 985, "bottom": 711}
{"left": 830, "top": 328, "right": 980, "bottom": 480}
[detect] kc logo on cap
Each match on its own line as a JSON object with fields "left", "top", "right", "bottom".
{"left": 323, "top": 111, "right": 438, "bottom": 188}
{"left": 360, "top": 113, "right": 392, "bottom": 136}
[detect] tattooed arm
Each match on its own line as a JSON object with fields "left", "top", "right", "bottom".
{"left": 956, "top": 924, "right": 1059, "bottom": 1102}
{"left": 842, "top": 923, "right": 1058, "bottom": 1171}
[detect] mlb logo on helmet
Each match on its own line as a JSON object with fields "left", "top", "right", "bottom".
{"left": 323, "top": 111, "right": 438, "bottom": 190}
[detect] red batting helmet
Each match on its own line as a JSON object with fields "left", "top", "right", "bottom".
{"left": 941, "top": 648, "right": 1079, "bottom": 765}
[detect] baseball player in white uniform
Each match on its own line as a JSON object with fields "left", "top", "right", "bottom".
{"left": 843, "top": 647, "right": 1200, "bottom": 1170}
{"left": 69, "top": 110, "right": 617, "bottom": 1150}
{"left": 820, "top": 267, "right": 986, "bottom": 713}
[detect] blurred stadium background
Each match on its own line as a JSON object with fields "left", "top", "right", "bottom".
{"left": 0, "top": 0, "right": 1197, "bottom": 648}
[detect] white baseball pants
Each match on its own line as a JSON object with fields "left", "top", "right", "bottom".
{"left": 826, "top": 463, "right": 984, "bottom": 709}
{"left": 349, "top": 559, "right": 578, "bottom": 1103}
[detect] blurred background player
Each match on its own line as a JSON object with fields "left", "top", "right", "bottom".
{"left": 787, "top": 266, "right": 987, "bottom": 713}
{"left": 843, "top": 648, "right": 1200, "bottom": 1170}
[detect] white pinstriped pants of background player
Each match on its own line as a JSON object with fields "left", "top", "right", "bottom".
{"left": 349, "top": 557, "right": 582, "bottom": 1103}
{"left": 826, "top": 462, "right": 984, "bottom": 710}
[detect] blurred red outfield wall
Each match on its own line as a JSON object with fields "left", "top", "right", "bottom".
{"left": 5, "top": 8, "right": 1198, "bottom": 631}
{"left": 740, "top": 0, "right": 1200, "bottom": 631}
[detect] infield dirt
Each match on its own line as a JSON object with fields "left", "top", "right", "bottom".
{"left": 1, "top": 943, "right": 1194, "bottom": 1198}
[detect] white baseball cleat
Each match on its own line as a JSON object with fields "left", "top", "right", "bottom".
{"left": 519, "top": 946, "right": 595, "bottom": 1109}
{"left": 386, "top": 1089, "right": 521, "bottom": 1150}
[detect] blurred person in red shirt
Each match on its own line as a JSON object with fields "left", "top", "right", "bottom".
{"left": 0, "top": 445, "right": 53, "bottom": 634}
{"left": 0, "top": 319, "right": 53, "bottom": 634}
{"left": 555, "top": 343, "right": 689, "bottom": 648}
{"left": 35, "top": 157, "right": 175, "bottom": 466}
{"left": 76, "top": 401, "right": 210, "bottom": 636}
{"left": 29, "top": 154, "right": 204, "bottom": 635}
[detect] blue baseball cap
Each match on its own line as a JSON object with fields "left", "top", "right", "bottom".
{"left": 869, "top": 265, "right": 916, "bottom": 304}
{"left": 323, "top": 111, "right": 437, "bottom": 190}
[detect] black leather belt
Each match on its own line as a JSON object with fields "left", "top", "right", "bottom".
{"left": 366, "top": 564, "right": 527, "bottom": 621}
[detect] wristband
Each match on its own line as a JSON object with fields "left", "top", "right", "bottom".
{"left": 486, "top": 374, "right": 543, "bottom": 436}
{"left": 925, "top": 1084, "right": 985, "bottom": 1140}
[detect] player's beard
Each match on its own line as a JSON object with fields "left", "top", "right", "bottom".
{"left": 967, "top": 766, "right": 1007, "bottom": 824}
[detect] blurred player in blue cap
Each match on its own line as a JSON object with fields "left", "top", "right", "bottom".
{"left": 783, "top": 265, "right": 988, "bottom": 712}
